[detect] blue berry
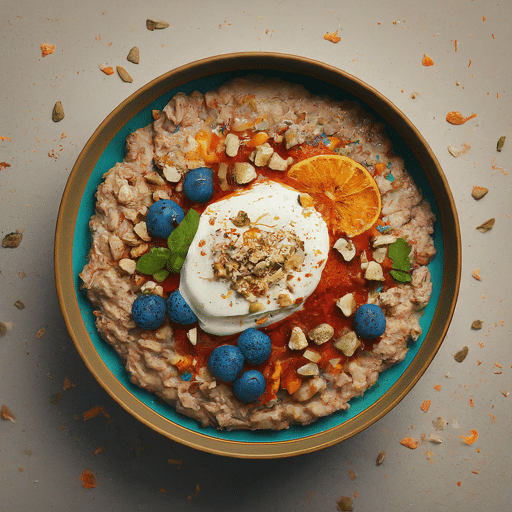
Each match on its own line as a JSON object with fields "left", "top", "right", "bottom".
{"left": 166, "top": 290, "right": 197, "bottom": 325}
{"left": 232, "top": 370, "right": 266, "bottom": 403}
{"left": 237, "top": 328, "right": 272, "bottom": 365}
{"left": 183, "top": 167, "right": 214, "bottom": 203}
{"left": 146, "top": 199, "right": 184, "bottom": 239}
{"left": 353, "top": 303, "right": 386, "bottom": 339}
{"left": 207, "top": 345, "right": 244, "bottom": 383}
{"left": 131, "top": 294, "right": 166, "bottom": 330}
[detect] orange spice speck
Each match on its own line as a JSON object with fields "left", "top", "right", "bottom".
{"left": 40, "top": 43, "right": 55, "bottom": 57}
{"left": 83, "top": 405, "right": 110, "bottom": 421}
{"left": 422, "top": 53, "right": 434, "bottom": 66}
{"left": 433, "top": 385, "right": 441, "bottom": 392}
{"left": 457, "top": 481, "right": 462, "bottom": 487}
{"left": 492, "top": 33, "right": 495, "bottom": 39}
{"left": 454, "top": 39, "right": 458, "bottom": 51}
{"left": 324, "top": 30, "right": 341, "bottom": 43}
{"left": 0, "top": 136, "right": 12, "bottom": 141}
{"left": 459, "top": 429, "right": 479, "bottom": 445}
{"left": 469, "top": 397, "right": 475, "bottom": 407}
{"left": 446, "top": 111, "right": 477, "bottom": 125}
{"left": 472, "top": 470, "right": 479, "bottom": 474}
{"left": 421, "top": 400, "right": 431, "bottom": 412}
{"left": 483, "top": 16, "right": 486, "bottom": 21}
{"left": 400, "top": 437, "right": 419, "bottom": 449}
{"left": 99, "top": 65, "right": 114, "bottom": 75}
{"left": 81, "top": 469, "right": 97, "bottom": 489}
{"left": 468, "top": 59, "right": 472, "bottom": 68}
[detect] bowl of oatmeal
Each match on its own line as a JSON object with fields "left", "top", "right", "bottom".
{"left": 55, "top": 53, "right": 461, "bottom": 458}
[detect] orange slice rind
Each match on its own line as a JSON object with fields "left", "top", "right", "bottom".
{"left": 287, "top": 154, "right": 382, "bottom": 237}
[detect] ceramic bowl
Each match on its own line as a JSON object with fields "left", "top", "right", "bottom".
{"left": 55, "top": 53, "right": 461, "bottom": 458}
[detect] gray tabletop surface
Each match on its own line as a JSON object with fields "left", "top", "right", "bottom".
{"left": 1, "top": 1, "right": 511, "bottom": 511}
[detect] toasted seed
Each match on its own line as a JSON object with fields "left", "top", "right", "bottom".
{"left": 376, "top": 451, "right": 386, "bottom": 465}
{"left": 14, "top": 300, "right": 25, "bottom": 310}
{"left": 0, "top": 322, "right": 7, "bottom": 337}
{"left": 471, "top": 186, "right": 488, "bottom": 200}
{"left": 497, "top": 135, "right": 506, "bottom": 152}
{"left": 476, "top": 218, "right": 495, "bottom": 232}
{"left": 116, "top": 66, "right": 133, "bottom": 83}
{"left": 146, "top": 19, "right": 169, "bottom": 31}
{"left": 454, "top": 346, "right": 469, "bottom": 363}
{"left": 127, "top": 46, "right": 140, "bottom": 64}
{"left": 52, "top": 101, "right": 65, "bottom": 122}
{"left": 2, "top": 231, "right": 22, "bottom": 248}
{"left": 337, "top": 497, "right": 354, "bottom": 511}
{"left": 471, "top": 319, "right": 483, "bottom": 330}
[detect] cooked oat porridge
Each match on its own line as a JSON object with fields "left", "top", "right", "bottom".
{"left": 80, "top": 76, "right": 436, "bottom": 430}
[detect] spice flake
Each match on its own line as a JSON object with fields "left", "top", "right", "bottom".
{"left": 422, "top": 53, "right": 434, "bottom": 66}
{"left": 400, "top": 436, "right": 419, "bottom": 449}
{"left": 40, "top": 43, "right": 55, "bottom": 57}
{"left": 420, "top": 399, "right": 431, "bottom": 412}
{"left": 459, "top": 429, "right": 478, "bottom": 445}
{"left": 81, "top": 469, "right": 97, "bottom": 489}
{"left": 446, "top": 111, "right": 477, "bottom": 125}
{"left": 324, "top": 30, "right": 341, "bottom": 43}
{"left": 1, "top": 405, "right": 16, "bottom": 421}
{"left": 99, "top": 64, "right": 114, "bottom": 75}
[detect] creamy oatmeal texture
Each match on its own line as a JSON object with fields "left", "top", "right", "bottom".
{"left": 80, "top": 76, "right": 436, "bottom": 430}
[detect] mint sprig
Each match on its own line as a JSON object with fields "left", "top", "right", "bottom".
{"left": 135, "top": 209, "right": 200, "bottom": 278}
{"left": 388, "top": 237, "right": 412, "bottom": 283}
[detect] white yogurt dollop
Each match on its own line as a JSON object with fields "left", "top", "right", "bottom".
{"left": 179, "top": 180, "right": 329, "bottom": 335}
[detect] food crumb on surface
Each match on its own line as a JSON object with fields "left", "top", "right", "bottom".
{"left": 99, "top": 64, "right": 114, "bottom": 75}
{"left": 446, "top": 111, "right": 477, "bottom": 125}
{"left": 400, "top": 436, "right": 420, "bottom": 449}
{"left": 40, "top": 43, "right": 55, "bottom": 57}
{"left": 376, "top": 451, "right": 386, "bottom": 465}
{"left": 83, "top": 405, "right": 110, "bottom": 421}
{"left": 471, "top": 186, "right": 488, "bottom": 200}
{"left": 433, "top": 384, "right": 441, "bottom": 392}
{"left": 93, "top": 446, "right": 105, "bottom": 456}
{"left": 337, "top": 496, "right": 354, "bottom": 511}
{"left": 1, "top": 405, "right": 16, "bottom": 421}
{"left": 63, "top": 376, "right": 75, "bottom": 390}
{"left": 472, "top": 268, "right": 481, "bottom": 281}
{"left": 459, "top": 429, "right": 478, "bottom": 445}
{"left": 80, "top": 469, "right": 97, "bottom": 489}
{"left": 422, "top": 53, "right": 434, "bottom": 66}
{"left": 471, "top": 319, "right": 483, "bottom": 329}
{"left": 324, "top": 30, "right": 341, "bottom": 43}
{"left": 420, "top": 399, "right": 431, "bottom": 412}
{"left": 348, "top": 469, "right": 357, "bottom": 480}
{"left": 35, "top": 327, "right": 46, "bottom": 339}
{"left": 2, "top": 231, "right": 23, "bottom": 248}
{"left": 167, "top": 458, "right": 183, "bottom": 468}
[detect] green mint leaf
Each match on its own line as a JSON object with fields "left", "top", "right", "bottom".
{"left": 166, "top": 209, "right": 200, "bottom": 273}
{"left": 388, "top": 237, "right": 411, "bottom": 271}
{"left": 390, "top": 269, "right": 412, "bottom": 283}
{"left": 136, "top": 247, "right": 171, "bottom": 275}
{"left": 153, "top": 269, "right": 170, "bottom": 282}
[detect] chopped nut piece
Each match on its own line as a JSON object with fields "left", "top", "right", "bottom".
{"left": 432, "top": 416, "right": 447, "bottom": 430}
{"left": 268, "top": 152, "right": 289, "bottom": 171}
{"left": 372, "top": 234, "right": 396, "bottom": 247}
{"left": 2, "top": 231, "right": 23, "bottom": 248}
{"left": 119, "top": 258, "right": 136, "bottom": 274}
{"left": 187, "top": 328, "right": 197, "bottom": 346}
{"left": 127, "top": 46, "right": 140, "bottom": 64}
{"left": 146, "top": 19, "right": 169, "bottom": 30}
{"left": 230, "top": 211, "right": 250, "bottom": 227}
{"left": 1, "top": 405, "right": 16, "bottom": 421}
{"left": 428, "top": 432, "right": 443, "bottom": 444}
{"left": 145, "top": 171, "right": 166, "bottom": 186}
{"left": 299, "top": 193, "right": 314, "bottom": 208}
{"left": 476, "top": 218, "right": 495, "bottom": 232}
{"left": 454, "top": 346, "right": 469, "bottom": 363}
{"left": 225, "top": 133, "right": 240, "bottom": 157}
{"left": 333, "top": 331, "right": 360, "bottom": 357}
{"left": 133, "top": 221, "right": 151, "bottom": 241}
{"left": 364, "top": 261, "right": 385, "bottom": 281}
{"left": 333, "top": 238, "right": 356, "bottom": 261}
{"left": 277, "top": 293, "right": 293, "bottom": 307}
{"left": 116, "top": 66, "right": 133, "bottom": 83}
{"left": 376, "top": 451, "right": 386, "bottom": 465}
{"left": 400, "top": 436, "right": 419, "bottom": 449}
{"left": 52, "top": 101, "right": 65, "bottom": 122}
{"left": 297, "top": 362, "right": 319, "bottom": 376}
{"left": 336, "top": 293, "right": 356, "bottom": 316}
{"left": 288, "top": 326, "right": 308, "bottom": 350}
{"left": 472, "top": 268, "right": 481, "bottom": 280}
{"left": 130, "top": 243, "right": 149, "bottom": 258}
{"left": 373, "top": 247, "right": 387, "bottom": 263}
{"left": 234, "top": 162, "right": 257, "bottom": 184}
{"left": 303, "top": 349, "right": 321, "bottom": 363}
{"left": 14, "top": 300, "right": 25, "bottom": 310}
{"left": 471, "top": 186, "right": 488, "bottom": 200}
{"left": 253, "top": 143, "right": 274, "bottom": 166}
{"left": 308, "top": 323, "right": 334, "bottom": 345}
{"left": 471, "top": 319, "right": 483, "bottom": 330}
{"left": 497, "top": 135, "right": 506, "bottom": 152}
{"left": 447, "top": 145, "right": 460, "bottom": 157}
{"left": 163, "top": 165, "right": 181, "bottom": 183}
{"left": 217, "top": 162, "right": 229, "bottom": 191}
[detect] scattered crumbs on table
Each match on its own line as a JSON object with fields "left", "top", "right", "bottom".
{"left": 0, "top": 136, "right": 12, "bottom": 141}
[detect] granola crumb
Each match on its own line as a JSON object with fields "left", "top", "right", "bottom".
{"left": 337, "top": 496, "right": 354, "bottom": 511}
{"left": 1, "top": 404, "right": 16, "bottom": 421}
{"left": 400, "top": 436, "right": 419, "bottom": 449}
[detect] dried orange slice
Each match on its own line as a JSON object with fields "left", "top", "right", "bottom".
{"left": 287, "top": 154, "right": 381, "bottom": 237}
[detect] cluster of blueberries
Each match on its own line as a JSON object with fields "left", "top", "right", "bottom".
{"left": 145, "top": 166, "right": 214, "bottom": 239}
